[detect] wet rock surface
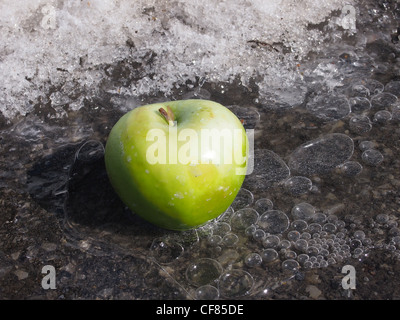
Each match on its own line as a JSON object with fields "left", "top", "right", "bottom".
{"left": 1, "top": 0, "right": 400, "bottom": 300}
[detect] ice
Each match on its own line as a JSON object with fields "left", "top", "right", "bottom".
{"left": 0, "top": 0, "right": 353, "bottom": 119}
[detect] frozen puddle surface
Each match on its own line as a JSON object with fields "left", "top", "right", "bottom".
{"left": 1, "top": 0, "right": 400, "bottom": 299}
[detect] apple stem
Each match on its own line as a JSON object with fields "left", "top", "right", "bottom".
{"left": 159, "top": 106, "right": 175, "bottom": 126}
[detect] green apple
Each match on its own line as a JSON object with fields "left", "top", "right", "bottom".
{"left": 104, "top": 99, "right": 249, "bottom": 231}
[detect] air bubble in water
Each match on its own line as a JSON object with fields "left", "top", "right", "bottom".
{"left": 279, "top": 239, "right": 292, "bottom": 250}
{"left": 283, "top": 176, "right": 312, "bottom": 195}
{"left": 361, "top": 149, "right": 384, "bottom": 166}
{"left": 222, "top": 233, "right": 239, "bottom": 247}
{"left": 287, "top": 230, "right": 301, "bottom": 242}
{"left": 323, "top": 223, "right": 337, "bottom": 233}
{"left": 354, "top": 79, "right": 384, "bottom": 95}
{"left": 353, "top": 230, "right": 366, "bottom": 240}
{"left": 308, "top": 223, "right": 322, "bottom": 233}
{"left": 231, "top": 188, "right": 254, "bottom": 210}
{"left": 150, "top": 238, "right": 184, "bottom": 265}
{"left": 244, "top": 252, "right": 263, "bottom": 267}
{"left": 208, "top": 235, "right": 222, "bottom": 246}
{"left": 282, "top": 259, "right": 300, "bottom": 273}
{"left": 254, "top": 198, "right": 273, "bottom": 212}
{"left": 263, "top": 235, "right": 280, "bottom": 248}
{"left": 212, "top": 222, "right": 231, "bottom": 236}
{"left": 392, "top": 105, "right": 400, "bottom": 121}
{"left": 349, "top": 115, "right": 372, "bottom": 134}
{"left": 186, "top": 258, "right": 223, "bottom": 287}
{"left": 285, "top": 250, "right": 297, "bottom": 259}
{"left": 195, "top": 285, "right": 219, "bottom": 300}
{"left": 373, "top": 110, "right": 392, "bottom": 123}
{"left": 306, "top": 94, "right": 350, "bottom": 121}
{"left": 350, "top": 84, "right": 369, "bottom": 97}
{"left": 313, "top": 213, "right": 327, "bottom": 224}
{"left": 291, "top": 220, "right": 308, "bottom": 232}
{"left": 371, "top": 92, "right": 398, "bottom": 110}
{"left": 338, "top": 161, "right": 363, "bottom": 177}
{"left": 230, "top": 208, "right": 259, "bottom": 230}
{"left": 258, "top": 210, "right": 290, "bottom": 234}
{"left": 297, "top": 253, "right": 309, "bottom": 264}
{"left": 245, "top": 225, "right": 257, "bottom": 236}
{"left": 291, "top": 203, "right": 316, "bottom": 221}
{"left": 384, "top": 80, "right": 400, "bottom": 97}
{"left": 349, "top": 96, "right": 371, "bottom": 112}
{"left": 245, "top": 149, "right": 290, "bottom": 190}
{"left": 288, "top": 133, "right": 354, "bottom": 176}
{"left": 359, "top": 140, "right": 376, "bottom": 151}
{"left": 252, "top": 229, "right": 266, "bottom": 242}
{"left": 376, "top": 213, "right": 389, "bottom": 224}
{"left": 295, "top": 239, "right": 308, "bottom": 252}
{"left": 261, "top": 248, "right": 279, "bottom": 263}
{"left": 218, "top": 269, "right": 254, "bottom": 298}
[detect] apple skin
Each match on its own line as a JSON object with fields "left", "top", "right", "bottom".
{"left": 104, "top": 99, "right": 248, "bottom": 231}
